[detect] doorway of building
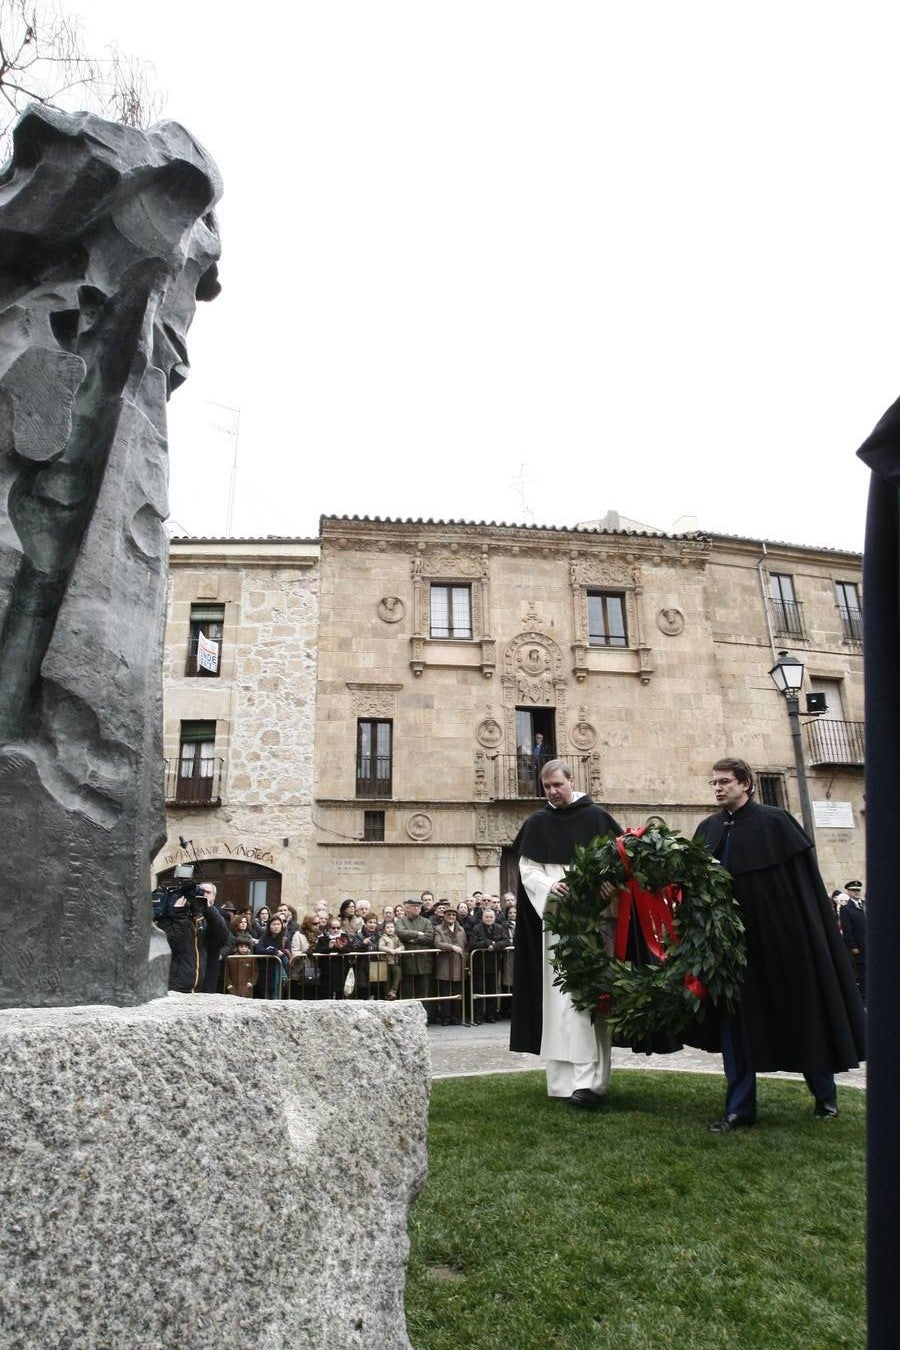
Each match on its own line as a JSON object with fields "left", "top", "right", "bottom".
{"left": 500, "top": 845, "right": 521, "bottom": 898}
{"left": 515, "top": 707, "right": 556, "bottom": 797}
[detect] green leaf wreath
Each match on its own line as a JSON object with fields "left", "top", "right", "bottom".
{"left": 546, "top": 824, "right": 746, "bottom": 1044}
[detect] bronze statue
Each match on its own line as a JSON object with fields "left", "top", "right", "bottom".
{"left": 0, "top": 107, "right": 221, "bottom": 1006}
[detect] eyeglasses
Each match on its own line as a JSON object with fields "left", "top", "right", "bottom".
{"left": 708, "top": 777, "right": 738, "bottom": 788}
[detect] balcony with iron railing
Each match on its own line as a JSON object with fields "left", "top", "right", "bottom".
{"left": 482, "top": 753, "right": 595, "bottom": 801}
{"left": 165, "top": 757, "right": 225, "bottom": 806}
{"left": 804, "top": 719, "right": 864, "bottom": 767}
{"left": 771, "top": 597, "right": 807, "bottom": 640}
{"left": 356, "top": 755, "right": 392, "bottom": 799}
{"left": 838, "top": 606, "right": 863, "bottom": 642}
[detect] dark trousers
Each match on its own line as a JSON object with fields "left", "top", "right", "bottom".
{"left": 402, "top": 969, "right": 433, "bottom": 1018}
{"left": 438, "top": 980, "right": 462, "bottom": 1023}
{"left": 472, "top": 950, "right": 500, "bottom": 1021}
{"left": 721, "top": 1015, "right": 835, "bottom": 1119}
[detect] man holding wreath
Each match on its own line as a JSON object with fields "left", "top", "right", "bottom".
{"left": 511, "top": 758, "right": 621, "bottom": 1109}
{"left": 694, "top": 756, "right": 865, "bottom": 1130}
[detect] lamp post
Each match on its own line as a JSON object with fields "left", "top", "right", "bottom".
{"left": 768, "top": 648, "right": 816, "bottom": 839}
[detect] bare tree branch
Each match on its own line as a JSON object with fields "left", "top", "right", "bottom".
{"left": 0, "top": 0, "right": 162, "bottom": 154}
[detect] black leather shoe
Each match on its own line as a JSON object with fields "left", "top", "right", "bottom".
{"left": 569, "top": 1089, "right": 604, "bottom": 1110}
{"left": 813, "top": 1097, "right": 839, "bottom": 1119}
{"left": 708, "top": 1113, "right": 755, "bottom": 1133}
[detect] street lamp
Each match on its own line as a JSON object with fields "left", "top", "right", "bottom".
{"left": 768, "top": 649, "right": 815, "bottom": 839}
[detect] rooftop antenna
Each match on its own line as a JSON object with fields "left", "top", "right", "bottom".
{"left": 207, "top": 402, "right": 241, "bottom": 536}
{"left": 509, "top": 461, "right": 536, "bottom": 524}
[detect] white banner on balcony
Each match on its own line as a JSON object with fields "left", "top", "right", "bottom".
{"left": 197, "top": 629, "right": 219, "bottom": 673}
{"left": 813, "top": 801, "right": 855, "bottom": 828}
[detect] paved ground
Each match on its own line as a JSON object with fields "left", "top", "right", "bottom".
{"left": 427, "top": 1017, "right": 867, "bottom": 1092}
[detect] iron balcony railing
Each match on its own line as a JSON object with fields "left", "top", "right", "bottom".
{"left": 838, "top": 606, "right": 863, "bottom": 642}
{"left": 485, "top": 753, "right": 595, "bottom": 801}
{"left": 164, "top": 756, "right": 225, "bottom": 805}
{"left": 771, "top": 597, "right": 807, "bottom": 640}
{"left": 804, "top": 719, "right": 864, "bottom": 767}
{"left": 356, "top": 755, "right": 392, "bottom": 799}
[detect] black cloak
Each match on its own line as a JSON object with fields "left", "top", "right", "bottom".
{"left": 509, "top": 795, "right": 620, "bottom": 1054}
{"left": 856, "top": 399, "right": 900, "bottom": 1344}
{"left": 692, "top": 799, "right": 865, "bottom": 1072}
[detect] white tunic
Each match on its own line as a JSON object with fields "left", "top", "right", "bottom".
{"left": 518, "top": 854, "right": 610, "bottom": 1068}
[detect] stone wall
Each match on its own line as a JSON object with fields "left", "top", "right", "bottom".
{"left": 0, "top": 998, "right": 428, "bottom": 1350}
{"left": 155, "top": 540, "right": 319, "bottom": 909}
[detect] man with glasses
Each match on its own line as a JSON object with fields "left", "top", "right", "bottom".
{"left": 694, "top": 757, "right": 865, "bottom": 1130}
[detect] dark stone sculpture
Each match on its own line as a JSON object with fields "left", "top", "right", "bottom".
{"left": 0, "top": 107, "right": 221, "bottom": 1007}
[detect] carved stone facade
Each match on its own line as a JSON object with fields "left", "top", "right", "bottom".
{"left": 158, "top": 520, "right": 866, "bottom": 913}
{"left": 310, "top": 517, "right": 866, "bottom": 902}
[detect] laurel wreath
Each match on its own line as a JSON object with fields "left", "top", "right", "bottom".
{"left": 546, "top": 825, "right": 746, "bottom": 1044}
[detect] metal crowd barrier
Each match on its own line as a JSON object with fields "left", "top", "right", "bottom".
{"left": 289, "top": 948, "right": 373, "bottom": 1000}
{"left": 285, "top": 946, "right": 453, "bottom": 1011}
{"left": 221, "top": 944, "right": 515, "bottom": 1025}
{"left": 467, "top": 945, "right": 513, "bottom": 1023}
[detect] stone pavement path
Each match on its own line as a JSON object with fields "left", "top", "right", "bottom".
{"left": 427, "top": 1019, "right": 867, "bottom": 1092}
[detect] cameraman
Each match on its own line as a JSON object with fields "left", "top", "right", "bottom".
{"left": 153, "top": 882, "right": 230, "bottom": 994}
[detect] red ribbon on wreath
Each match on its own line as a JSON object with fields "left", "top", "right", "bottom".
{"left": 611, "top": 829, "right": 708, "bottom": 1001}
{"left": 612, "top": 827, "right": 681, "bottom": 962}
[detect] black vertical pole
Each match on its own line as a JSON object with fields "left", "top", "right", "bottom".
{"left": 785, "top": 691, "right": 816, "bottom": 840}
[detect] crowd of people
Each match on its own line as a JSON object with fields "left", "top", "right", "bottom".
{"left": 158, "top": 884, "right": 518, "bottom": 1024}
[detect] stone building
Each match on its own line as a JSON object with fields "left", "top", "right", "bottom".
{"left": 153, "top": 536, "right": 319, "bottom": 911}
{"left": 155, "top": 517, "right": 865, "bottom": 912}
{"left": 310, "top": 515, "right": 864, "bottom": 904}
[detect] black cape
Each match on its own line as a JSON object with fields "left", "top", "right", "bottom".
{"left": 857, "top": 400, "right": 900, "bottom": 1343}
{"left": 509, "top": 795, "right": 620, "bottom": 1054}
{"left": 692, "top": 799, "right": 865, "bottom": 1072}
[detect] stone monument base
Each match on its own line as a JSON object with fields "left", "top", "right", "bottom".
{"left": 0, "top": 997, "right": 430, "bottom": 1350}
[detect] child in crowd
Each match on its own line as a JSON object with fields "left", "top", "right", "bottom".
{"left": 379, "top": 920, "right": 403, "bottom": 1000}
{"left": 224, "top": 939, "right": 258, "bottom": 997}
{"left": 357, "top": 913, "right": 384, "bottom": 999}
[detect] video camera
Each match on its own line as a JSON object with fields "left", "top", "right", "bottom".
{"left": 153, "top": 863, "right": 208, "bottom": 921}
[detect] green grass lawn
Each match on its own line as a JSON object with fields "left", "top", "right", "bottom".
{"left": 406, "top": 1071, "right": 865, "bottom": 1350}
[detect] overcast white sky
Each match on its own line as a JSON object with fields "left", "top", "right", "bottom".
{"left": 75, "top": 1, "right": 900, "bottom": 550}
